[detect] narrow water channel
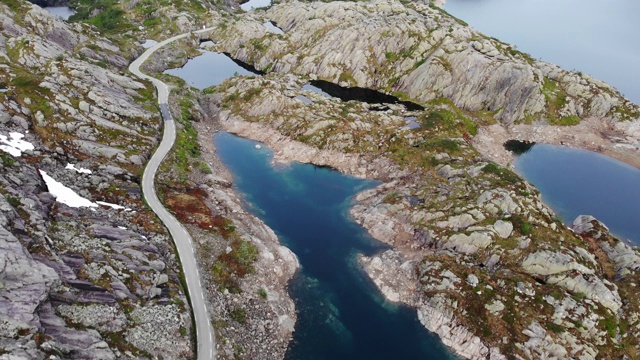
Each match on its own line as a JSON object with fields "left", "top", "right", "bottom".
{"left": 215, "top": 132, "right": 455, "bottom": 359}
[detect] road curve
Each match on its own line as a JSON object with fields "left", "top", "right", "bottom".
{"left": 129, "top": 28, "right": 216, "bottom": 360}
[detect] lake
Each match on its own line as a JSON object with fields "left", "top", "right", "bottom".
{"left": 43, "top": 6, "right": 75, "bottom": 20}
{"left": 214, "top": 132, "right": 455, "bottom": 359}
{"left": 445, "top": 0, "right": 640, "bottom": 104}
{"left": 163, "top": 51, "right": 258, "bottom": 90}
{"left": 515, "top": 144, "right": 640, "bottom": 245}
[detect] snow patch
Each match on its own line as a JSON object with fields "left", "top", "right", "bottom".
{"left": 39, "top": 170, "right": 98, "bottom": 208}
{"left": 0, "top": 132, "right": 34, "bottom": 157}
{"left": 65, "top": 163, "right": 92, "bottom": 174}
{"left": 96, "top": 201, "right": 132, "bottom": 211}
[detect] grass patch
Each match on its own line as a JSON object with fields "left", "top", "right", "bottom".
{"left": 481, "top": 163, "right": 521, "bottom": 185}
{"left": 420, "top": 138, "right": 460, "bottom": 153}
{"left": 1, "top": 154, "right": 15, "bottom": 167}
{"left": 5, "top": 195, "right": 20, "bottom": 208}
{"left": 258, "top": 288, "right": 267, "bottom": 299}
{"left": 69, "top": 0, "right": 130, "bottom": 33}
{"left": 211, "top": 239, "right": 259, "bottom": 293}
{"left": 546, "top": 322, "right": 566, "bottom": 334}
{"left": 552, "top": 115, "right": 581, "bottom": 126}
{"left": 230, "top": 307, "right": 247, "bottom": 324}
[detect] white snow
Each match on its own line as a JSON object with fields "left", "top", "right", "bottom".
{"left": 39, "top": 170, "right": 98, "bottom": 208}
{"left": 96, "top": 201, "right": 132, "bottom": 211}
{"left": 65, "top": 163, "right": 92, "bottom": 174}
{"left": 0, "top": 132, "right": 34, "bottom": 157}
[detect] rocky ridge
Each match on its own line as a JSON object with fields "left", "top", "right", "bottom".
{"left": 209, "top": 0, "right": 640, "bottom": 125}
{"left": 0, "top": 2, "right": 194, "bottom": 358}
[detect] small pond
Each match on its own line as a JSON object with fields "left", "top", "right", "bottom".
{"left": 240, "top": 0, "right": 271, "bottom": 11}
{"left": 302, "top": 83, "right": 332, "bottom": 99}
{"left": 215, "top": 132, "right": 455, "bottom": 359}
{"left": 514, "top": 144, "right": 640, "bottom": 244}
{"left": 163, "top": 51, "right": 260, "bottom": 90}
{"left": 309, "top": 80, "right": 424, "bottom": 111}
{"left": 43, "top": 6, "right": 75, "bottom": 20}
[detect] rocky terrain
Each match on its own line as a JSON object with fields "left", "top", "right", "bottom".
{"left": 3, "top": 0, "right": 640, "bottom": 359}
{"left": 183, "top": 0, "right": 640, "bottom": 355}
{"left": 211, "top": 0, "right": 640, "bottom": 125}
{"left": 0, "top": 2, "right": 195, "bottom": 358}
{"left": 205, "top": 70, "right": 640, "bottom": 359}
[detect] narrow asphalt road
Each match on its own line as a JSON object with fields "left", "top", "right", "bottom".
{"left": 129, "top": 28, "right": 216, "bottom": 360}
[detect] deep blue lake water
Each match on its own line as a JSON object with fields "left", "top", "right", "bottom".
{"left": 445, "top": 0, "right": 640, "bottom": 104}
{"left": 515, "top": 144, "right": 640, "bottom": 244}
{"left": 214, "top": 132, "right": 455, "bottom": 359}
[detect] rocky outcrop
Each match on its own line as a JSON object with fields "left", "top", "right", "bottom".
{"left": 0, "top": 2, "right": 193, "bottom": 358}
{"left": 360, "top": 250, "right": 506, "bottom": 360}
{"left": 210, "top": 0, "right": 639, "bottom": 124}
{"left": 205, "top": 68, "right": 640, "bottom": 358}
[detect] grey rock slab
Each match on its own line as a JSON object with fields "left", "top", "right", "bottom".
{"left": 492, "top": 220, "right": 513, "bottom": 239}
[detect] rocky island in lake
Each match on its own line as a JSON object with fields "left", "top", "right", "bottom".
{"left": 0, "top": 0, "right": 639, "bottom": 359}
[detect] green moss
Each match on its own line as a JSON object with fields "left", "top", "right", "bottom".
{"left": 230, "top": 307, "right": 247, "bottom": 324}
{"left": 211, "top": 239, "right": 258, "bottom": 293}
{"left": 546, "top": 322, "right": 566, "bottom": 334}
{"left": 5, "top": 195, "right": 21, "bottom": 208}
{"left": 1, "top": 154, "right": 15, "bottom": 167}
{"left": 481, "top": 163, "right": 521, "bottom": 185}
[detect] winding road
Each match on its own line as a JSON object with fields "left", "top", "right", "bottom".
{"left": 129, "top": 29, "right": 216, "bottom": 360}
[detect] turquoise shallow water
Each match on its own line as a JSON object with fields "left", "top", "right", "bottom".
{"left": 515, "top": 144, "right": 640, "bottom": 245}
{"left": 214, "top": 132, "right": 455, "bottom": 359}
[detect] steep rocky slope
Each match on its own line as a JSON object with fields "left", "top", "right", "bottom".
{"left": 0, "top": 2, "right": 193, "bottom": 358}
{"left": 211, "top": 0, "right": 639, "bottom": 125}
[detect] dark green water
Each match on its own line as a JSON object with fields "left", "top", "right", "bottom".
{"left": 515, "top": 144, "right": 640, "bottom": 244}
{"left": 214, "top": 132, "right": 454, "bottom": 359}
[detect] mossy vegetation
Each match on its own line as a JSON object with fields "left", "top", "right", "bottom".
{"left": 211, "top": 239, "right": 259, "bottom": 293}
{"left": 69, "top": 0, "right": 130, "bottom": 33}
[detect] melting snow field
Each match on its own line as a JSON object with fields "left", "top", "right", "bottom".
{"left": 0, "top": 132, "right": 34, "bottom": 156}
{"left": 39, "top": 170, "right": 98, "bottom": 208}
{"left": 96, "top": 201, "right": 132, "bottom": 211}
{"left": 65, "top": 163, "right": 92, "bottom": 174}
{"left": 39, "top": 170, "right": 132, "bottom": 211}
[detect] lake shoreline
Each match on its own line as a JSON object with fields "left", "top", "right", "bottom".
{"left": 206, "top": 110, "right": 497, "bottom": 359}
{"left": 473, "top": 118, "right": 640, "bottom": 170}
